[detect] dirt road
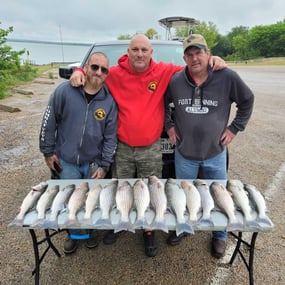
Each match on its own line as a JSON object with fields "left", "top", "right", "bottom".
{"left": 0, "top": 66, "right": 284, "bottom": 285}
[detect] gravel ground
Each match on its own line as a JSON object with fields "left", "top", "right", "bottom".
{"left": 0, "top": 66, "right": 284, "bottom": 285}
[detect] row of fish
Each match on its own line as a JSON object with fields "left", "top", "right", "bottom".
{"left": 9, "top": 177, "right": 273, "bottom": 235}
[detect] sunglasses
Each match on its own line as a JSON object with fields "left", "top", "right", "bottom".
{"left": 89, "top": 64, "right": 109, "bottom": 75}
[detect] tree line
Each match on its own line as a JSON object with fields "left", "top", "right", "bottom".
{"left": 119, "top": 19, "right": 285, "bottom": 61}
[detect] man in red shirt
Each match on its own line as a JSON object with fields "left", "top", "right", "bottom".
{"left": 70, "top": 34, "right": 226, "bottom": 257}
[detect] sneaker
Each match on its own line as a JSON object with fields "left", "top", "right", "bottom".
{"left": 103, "top": 230, "right": 124, "bottom": 245}
{"left": 211, "top": 238, "right": 226, "bottom": 259}
{"left": 63, "top": 237, "right": 78, "bottom": 254}
{"left": 166, "top": 231, "right": 188, "bottom": 246}
{"left": 143, "top": 231, "right": 158, "bottom": 257}
{"left": 85, "top": 230, "right": 99, "bottom": 249}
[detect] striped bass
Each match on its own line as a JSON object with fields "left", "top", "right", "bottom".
{"left": 9, "top": 181, "right": 48, "bottom": 227}
{"left": 115, "top": 181, "right": 134, "bottom": 233}
{"left": 193, "top": 179, "right": 215, "bottom": 227}
{"left": 33, "top": 184, "right": 60, "bottom": 227}
{"left": 210, "top": 182, "right": 243, "bottom": 231}
{"left": 82, "top": 183, "right": 102, "bottom": 225}
{"left": 165, "top": 178, "right": 194, "bottom": 235}
{"left": 61, "top": 182, "right": 89, "bottom": 228}
{"left": 244, "top": 184, "right": 273, "bottom": 226}
{"left": 133, "top": 179, "right": 150, "bottom": 229}
{"left": 148, "top": 176, "right": 168, "bottom": 233}
{"left": 96, "top": 179, "right": 118, "bottom": 227}
{"left": 181, "top": 180, "right": 202, "bottom": 226}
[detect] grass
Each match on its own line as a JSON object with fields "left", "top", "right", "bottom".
{"left": 227, "top": 57, "right": 285, "bottom": 66}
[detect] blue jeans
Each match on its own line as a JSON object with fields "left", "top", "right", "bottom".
{"left": 175, "top": 148, "right": 227, "bottom": 241}
{"left": 58, "top": 159, "right": 99, "bottom": 237}
{"left": 59, "top": 159, "right": 99, "bottom": 179}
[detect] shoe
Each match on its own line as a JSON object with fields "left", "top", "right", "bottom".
{"left": 85, "top": 230, "right": 99, "bottom": 249}
{"left": 103, "top": 230, "right": 124, "bottom": 245}
{"left": 143, "top": 231, "right": 158, "bottom": 257}
{"left": 166, "top": 231, "right": 188, "bottom": 246}
{"left": 211, "top": 238, "right": 226, "bottom": 259}
{"left": 63, "top": 237, "right": 78, "bottom": 254}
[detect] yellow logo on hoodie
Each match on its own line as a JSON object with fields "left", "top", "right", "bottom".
{"left": 94, "top": 108, "right": 106, "bottom": 120}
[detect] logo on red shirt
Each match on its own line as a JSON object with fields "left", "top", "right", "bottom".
{"left": 148, "top": 81, "right": 158, "bottom": 93}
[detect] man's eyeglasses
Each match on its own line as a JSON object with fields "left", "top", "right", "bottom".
{"left": 89, "top": 64, "right": 109, "bottom": 75}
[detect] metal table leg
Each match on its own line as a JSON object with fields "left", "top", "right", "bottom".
{"left": 229, "top": 232, "right": 258, "bottom": 285}
{"left": 29, "top": 229, "right": 61, "bottom": 285}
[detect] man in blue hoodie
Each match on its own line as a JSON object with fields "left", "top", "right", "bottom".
{"left": 39, "top": 52, "right": 118, "bottom": 254}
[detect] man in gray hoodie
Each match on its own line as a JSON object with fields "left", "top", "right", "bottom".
{"left": 164, "top": 34, "right": 254, "bottom": 258}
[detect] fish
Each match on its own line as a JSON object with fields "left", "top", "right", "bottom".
{"left": 210, "top": 181, "right": 243, "bottom": 231}
{"left": 193, "top": 179, "right": 215, "bottom": 227}
{"left": 32, "top": 184, "right": 60, "bottom": 227}
{"left": 41, "top": 184, "right": 75, "bottom": 230}
{"left": 165, "top": 178, "right": 194, "bottom": 235}
{"left": 82, "top": 183, "right": 102, "bottom": 225}
{"left": 181, "top": 180, "right": 202, "bottom": 225}
{"left": 61, "top": 182, "right": 89, "bottom": 228}
{"left": 226, "top": 180, "right": 260, "bottom": 229}
{"left": 148, "top": 175, "right": 168, "bottom": 233}
{"left": 243, "top": 184, "right": 273, "bottom": 226}
{"left": 133, "top": 179, "right": 150, "bottom": 229}
{"left": 96, "top": 179, "right": 118, "bottom": 227}
{"left": 9, "top": 181, "right": 48, "bottom": 226}
{"left": 114, "top": 181, "right": 134, "bottom": 233}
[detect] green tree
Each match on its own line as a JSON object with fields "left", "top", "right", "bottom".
{"left": 0, "top": 22, "right": 36, "bottom": 99}
{"left": 145, "top": 28, "right": 158, "bottom": 39}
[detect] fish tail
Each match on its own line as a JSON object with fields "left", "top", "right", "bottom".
{"left": 81, "top": 218, "right": 93, "bottom": 226}
{"left": 31, "top": 218, "right": 45, "bottom": 227}
{"left": 150, "top": 220, "right": 169, "bottom": 233}
{"left": 115, "top": 221, "right": 135, "bottom": 233}
{"left": 133, "top": 218, "right": 144, "bottom": 229}
{"left": 40, "top": 220, "right": 59, "bottom": 230}
{"left": 245, "top": 220, "right": 261, "bottom": 230}
{"left": 60, "top": 219, "right": 80, "bottom": 229}
{"left": 256, "top": 216, "right": 273, "bottom": 226}
{"left": 8, "top": 218, "right": 24, "bottom": 227}
{"left": 176, "top": 223, "right": 194, "bottom": 236}
{"left": 95, "top": 218, "right": 113, "bottom": 228}
{"left": 226, "top": 222, "right": 244, "bottom": 232}
{"left": 198, "top": 217, "right": 214, "bottom": 227}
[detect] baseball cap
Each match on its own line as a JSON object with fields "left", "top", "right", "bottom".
{"left": 183, "top": 34, "right": 208, "bottom": 52}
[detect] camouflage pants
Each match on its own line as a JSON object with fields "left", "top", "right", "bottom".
{"left": 112, "top": 140, "right": 162, "bottom": 178}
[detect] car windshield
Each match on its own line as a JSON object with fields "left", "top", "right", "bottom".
{"left": 86, "top": 43, "right": 185, "bottom": 67}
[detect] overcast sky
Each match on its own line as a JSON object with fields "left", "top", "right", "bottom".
{"left": 1, "top": 0, "right": 284, "bottom": 43}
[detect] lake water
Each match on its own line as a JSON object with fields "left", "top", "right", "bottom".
{"left": 7, "top": 40, "right": 92, "bottom": 65}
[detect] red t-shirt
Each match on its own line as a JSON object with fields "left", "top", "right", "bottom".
{"left": 106, "top": 54, "right": 182, "bottom": 146}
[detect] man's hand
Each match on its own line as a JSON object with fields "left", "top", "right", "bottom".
{"left": 220, "top": 129, "right": 236, "bottom": 146}
{"left": 167, "top": 127, "right": 179, "bottom": 145}
{"left": 209, "top": 56, "right": 227, "bottom": 71}
{"left": 45, "top": 154, "right": 62, "bottom": 173}
{"left": 70, "top": 70, "right": 86, "bottom": 87}
{"left": 91, "top": 167, "right": 107, "bottom": 179}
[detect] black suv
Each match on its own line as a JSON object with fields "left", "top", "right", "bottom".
{"left": 59, "top": 40, "right": 185, "bottom": 178}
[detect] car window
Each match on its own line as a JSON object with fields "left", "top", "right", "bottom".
{"left": 88, "top": 43, "right": 185, "bottom": 67}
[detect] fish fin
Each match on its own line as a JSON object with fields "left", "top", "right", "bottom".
{"left": 40, "top": 220, "right": 59, "bottom": 230}
{"left": 176, "top": 223, "right": 194, "bottom": 236}
{"left": 226, "top": 222, "right": 244, "bottom": 232}
{"left": 60, "top": 219, "right": 80, "bottom": 229}
{"left": 150, "top": 220, "right": 169, "bottom": 233}
{"left": 256, "top": 216, "right": 273, "bottom": 226}
{"left": 81, "top": 218, "right": 93, "bottom": 226}
{"left": 197, "top": 217, "right": 214, "bottom": 228}
{"left": 114, "top": 222, "right": 135, "bottom": 233}
{"left": 95, "top": 218, "right": 112, "bottom": 228}
{"left": 244, "top": 220, "right": 261, "bottom": 230}
{"left": 8, "top": 218, "right": 24, "bottom": 227}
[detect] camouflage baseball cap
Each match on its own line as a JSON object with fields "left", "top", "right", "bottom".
{"left": 183, "top": 34, "right": 208, "bottom": 52}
